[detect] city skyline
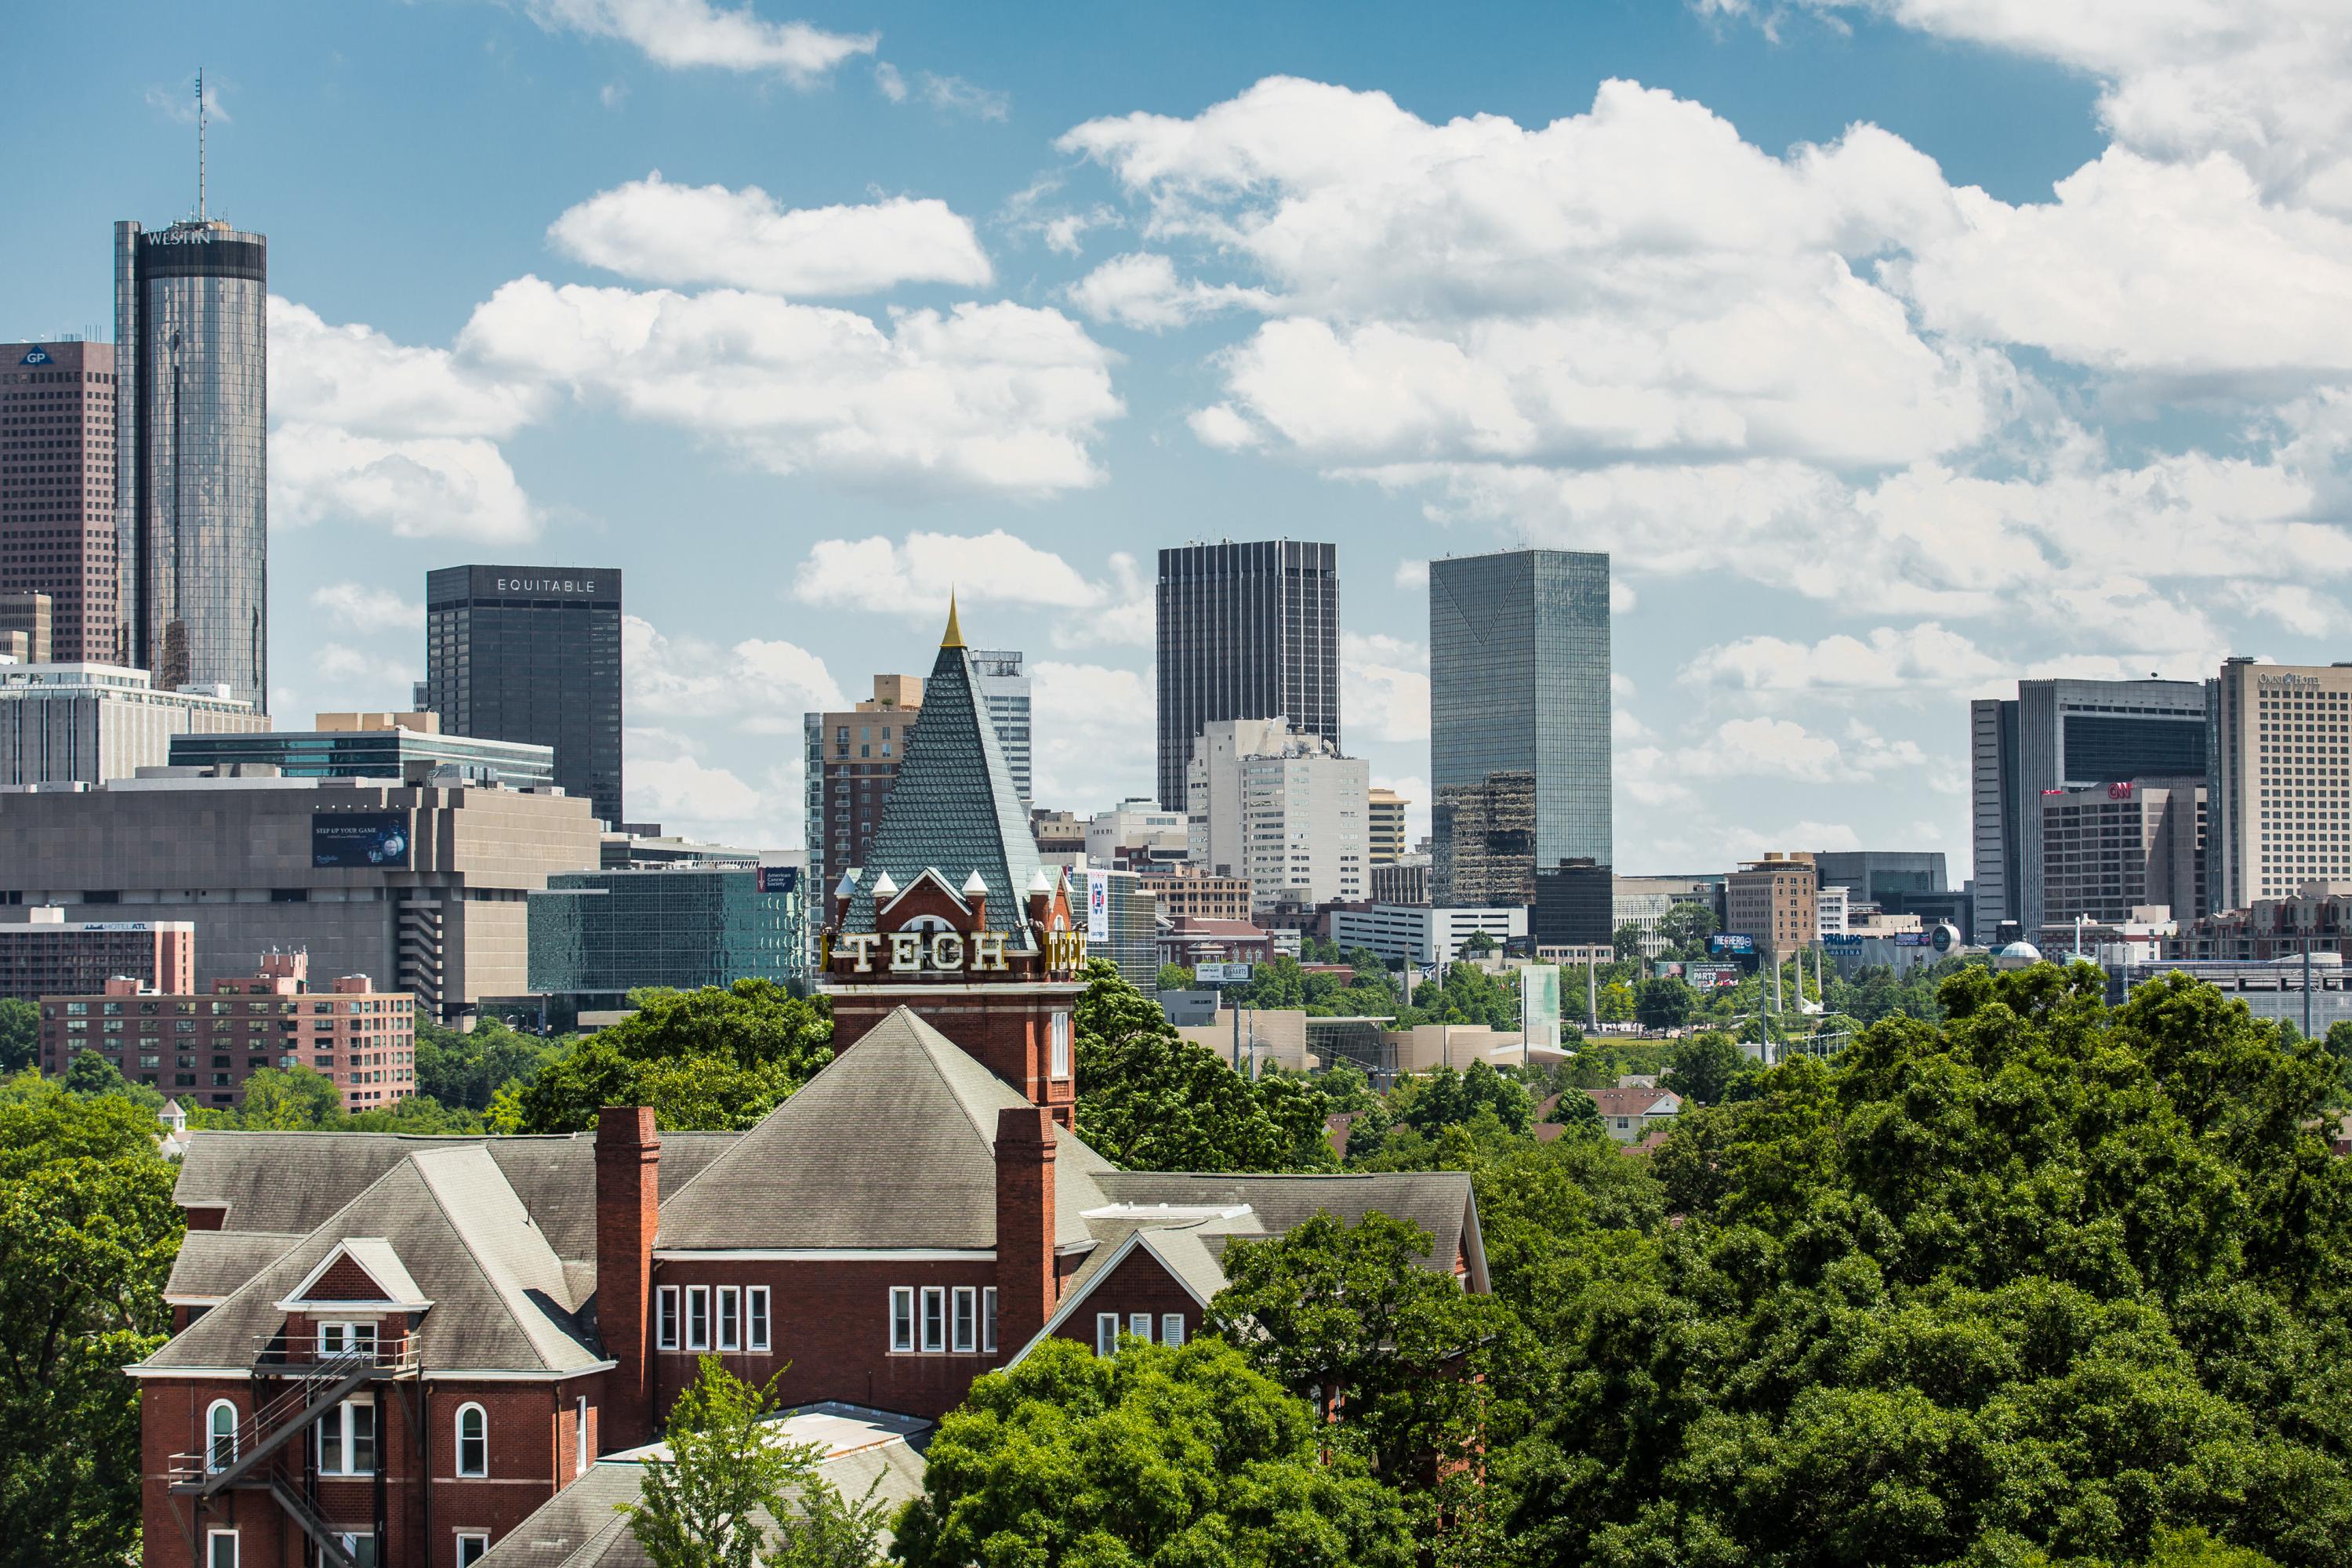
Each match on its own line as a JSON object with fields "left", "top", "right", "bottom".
{"left": 6, "top": 2, "right": 2351, "bottom": 873}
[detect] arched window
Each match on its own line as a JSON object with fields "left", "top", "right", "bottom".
{"left": 456, "top": 1403, "right": 488, "bottom": 1478}
{"left": 207, "top": 1399, "right": 238, "bottom": 1473}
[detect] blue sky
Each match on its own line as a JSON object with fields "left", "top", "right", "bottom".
{"left": 8, "top": 0, "right": 2350, "bottom": 873}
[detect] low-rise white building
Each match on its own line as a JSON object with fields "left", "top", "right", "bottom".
{"left": 1330, "top": 904, "right": 1527, "bottom": 967}
{"left": 0, "top": 662, "right": 263, "bottom": 786}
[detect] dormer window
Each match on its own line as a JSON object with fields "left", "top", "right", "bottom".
{"left": 318, "top": 1321, "right": 376, "bottom": 1360}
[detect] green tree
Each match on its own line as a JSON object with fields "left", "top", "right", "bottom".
{"left": 414, "top": 1010, "right": 559, "bottom": 1111}
{"left": 1541, "top": 1087, "right": 1606, "bottom": 1141}
{"left": 1661, "top": 1029, "right": 1748, "bottom": 1104}
{"left": 1155, "top": 962, "right": 1195, "bottom": 993}
{"left": 1504, "top": 964, "right": 2352, "bottom": 1568}
{"left": 1460, "top": 929, "right": 1497, "bottom": 957}
{"left": 1657, "top": 900, "right": 1718, "bottom": 956}
{"left": 1595, "top": 979, "right": 1635, "bottom": 1024}
{"left": 0, "top": 1075, "right": 183, "bottom": 1566}
{"left": 1209, "top": 1210, "right": 1523, "bottom": 1482}
{"left": 0, "top": 1000, "right": 35, "bottom": 1076}
{"left": 892, "top": 1336, "right": 1415, "bottom": 1567}
{"left": 1632, "top": 975, "right": 1695, "bottom": 1032}
{"left": 622, "top": 1356, "right": 880, "bottom": 1568}
{"left": 1071, "top": 961, "right": 1332, "bottom": 1171}
{"left": 1612, "top": 921, "right": 1648, "bottom": 960}
{"left": 234, "top": 1065, "right": 347, "bottom": 1129}
{"left": 502, "top": 980, "right": 833, "bottom": 1133}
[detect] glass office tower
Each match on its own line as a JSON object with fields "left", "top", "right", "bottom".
{"left": 1156, "top": 540, "right": 1341, "bottom": 811}
{"left": 425, "top": 565, "right": 625, "bottom": 826}
{"left": 114, "top": 219, "right": 269, "bottom": 709}
{"left": 1429, "top": 550, "right": 1612, "bottom": 939}
{"left": 967, "top": 648, "right": 1033, "bottom": 807}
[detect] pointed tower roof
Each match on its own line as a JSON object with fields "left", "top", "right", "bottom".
{"left": 846, "top": 617, "right": 1044, "bottom": 941}
{"left": 941, "top": 591, "right": 965, "bottom": 650}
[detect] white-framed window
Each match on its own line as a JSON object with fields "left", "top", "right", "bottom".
{"left": 685, "top": 1287, "right": 710, "bottom": 1351}
{"left": 982, "top": 1287, "right": 997, "bottom": 1354}
{"left": 336, "top": 1534, "right": 376, "bottom": 1568}
{"left": 1129, "top": 1312, "right": 1152, "bottom": 1343}
{"left": 318, "top": 1321, "right": 376, "bottom": 1360}
{"left": 951, "top": 1287, "right": 978, "bottom": 1353}
{"left": 205, "top": 1527, "right": 238, "bottom": 1568}
{"left": 575, "top": 1395, "right": 589, "bottom": 1476}
{"left": 655, "top": 1286, "right": 680, "bottom": 1350}
{"left": 920, "top": 1287, "right": 946, "bottom": 1352}
{"left": 889, "top": 1287, "right": 915, "bottom": 1353}
{"left": 1050, "top": 1011, "right": 1071, "bottom": 1080}
{"left": 717, "top": 1287, "right": 740, "bottom": 1352}
{"left": 747, "top": 1287, "right": 771, "bottom": 1352}
{"left": 317, "top": 1396, "right": 376, "bottom": 1475}
{"left": 206, "top": 1399, "right": 238, "bottom": 1472}
{"left": 1162, "top": 1313, "right": 1185, "bottom": 1348}
{"left": 456, "top": 1534, "right": 489, "bottom": 1568}
{"left": 455, "top": 1403, "right": 488, "bottom": 1478}
{"left": 1095, "top": 1312, "right": 1119, "bottom": 1356}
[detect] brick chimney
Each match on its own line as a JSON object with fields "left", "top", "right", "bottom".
{"left": 596, "top": 1105, "right": 661, "bottom": 1450}
{"left": 993, "top": 1107, "right": 1058, "bottom": 1356}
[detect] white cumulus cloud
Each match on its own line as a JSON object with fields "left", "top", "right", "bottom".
{"left": 521, "top": 0, "right": 875, "bottom": 82}
{"left": 548, "top": 176, "right": 993, "bottom": 295}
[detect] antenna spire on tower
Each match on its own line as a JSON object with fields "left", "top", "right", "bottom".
{"left": 196, "top": 67, "right": 206, "bottom": 222}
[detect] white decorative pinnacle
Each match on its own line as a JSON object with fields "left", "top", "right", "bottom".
{"left": 833, "top": 870, "right": 858, "bottom": 901}
{"left": 962, "top": 869, "right": 989, "bottom": 898}
{"left": 1027, "top": 868, "right": 1054, "bottom": 894}
{"left": 871, "top": 872, "right": 900, "bottom": 899}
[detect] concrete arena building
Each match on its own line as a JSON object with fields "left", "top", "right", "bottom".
{"left": 0, "top": 775, "right": 601, "bottom": 1020}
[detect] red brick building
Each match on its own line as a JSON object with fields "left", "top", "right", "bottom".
{"left": 42, "top": 949, "right": 415, "bottom": 1111}
{"left": 130, "top": 612, "right": 1488, "bottom": 1566}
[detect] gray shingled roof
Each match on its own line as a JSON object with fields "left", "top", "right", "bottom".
{"left": 172, "top": 1128, "right": 741, "bottom": 1264}
{"left": 475, "top": 1407, "right": 930, "bottom": 1567}
{"left": 844, "top": 637, "right": 1044, "bottom": 943}
{"left": 140, "top": 1145, "right": 604, "bottom": 1375}
{"left": 1089, "top": 1170, "right": 1479, "bottom": 1278}
{"left": 656, "top": 1007, "right": 1110, "bottom": 1252}
{"left": 166, "top": 1229, "right": 304, "bottom": 1303}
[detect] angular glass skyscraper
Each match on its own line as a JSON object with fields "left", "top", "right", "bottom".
{"left": 1156, "top": 539, "right": 1340, "bottom": 811}
{"left": 114, "top": 219, "right": 268, "bottom": 709}
{"left": 1428, "top": 550, "right": 1612, "bottom": 936}
{"left": 425, "top": 565, "right": 625, "bottom": 827}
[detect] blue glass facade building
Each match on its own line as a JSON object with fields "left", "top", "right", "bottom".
{"left": 169, "top": 726, "right": 555, "bottom": 788}
{"left": 1429, "top": 550, "right": 1612, "bottom": 941}
{"left": 527, "top": 865, "right": 808, "bottom": 1004}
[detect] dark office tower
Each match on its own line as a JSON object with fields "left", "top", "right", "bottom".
{"left": 1155, "top": 539, "right": 1339, "bottom": 811}
{"left": 114, "top": 219, "right": 267, "bottom": 707}
{"left": 426, "top": 566, "right": 624, "bottom": 826}
{"left": 1429, "top": 550, "right": 1612, "bottom": 939}
{"left": 1969, "top": 677, "right": 2209, "bottom": 941}
{"left": 2, "top": 342, "right": 120, "bottom": 661}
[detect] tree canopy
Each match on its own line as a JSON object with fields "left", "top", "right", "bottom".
{"left": 1071, "top": 960, "right": 1336, "bottom": 1171}
{"left": 0, "top": 1074, "right": 181, "bottom": 1567}
{"left": 0, "top": 1000, "right": 35, "bottom": 1076}
{"left": 495, "top": 979, "right": 833, "bottom": 1133}
{"left": 1499, "top": 963, "right": 2352, "bottom": 1567}
{"left": 891, "top": 1335, "right": 1417, "bottom": 1568}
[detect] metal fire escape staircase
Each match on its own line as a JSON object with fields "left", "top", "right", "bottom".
{"left": 168, "top": 1334, "right": 419, "bottom": 1568}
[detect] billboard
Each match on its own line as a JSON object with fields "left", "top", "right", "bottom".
{"left": 312, "top": 811, "right": 412, "bottom": 869}
{"left": 1709, "top": 933, "right": 1756, "bottom": 956}
{"left": 1520, "top": 964, "right": 1561, "bottom": 1055}
{"left": 1687, "top": 963, "right": 1743, "bottom": 990}
{"left": 1085, "top": 869, "right": 1110, "bottom": 943}
{"left": 757, "top": 865, "right": 800, "bottom": 895}
{"left": 1196, "top": 961, "right": 1255, "bottom": 985}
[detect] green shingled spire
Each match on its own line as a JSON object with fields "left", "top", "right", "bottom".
{"left": 847, "top": 628, "right": 1047, "bottom": 946}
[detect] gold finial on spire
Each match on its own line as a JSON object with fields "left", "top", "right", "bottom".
{"left": 942, "top": 590, "right": 965, "bottom": 649}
